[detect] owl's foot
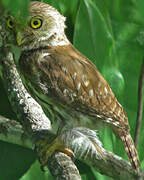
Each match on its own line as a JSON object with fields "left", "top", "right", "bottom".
{"left": 35, "top": 136, "right": 74, "bottom": 168}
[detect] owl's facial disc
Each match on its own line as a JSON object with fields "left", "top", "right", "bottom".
{"left": 7, "top": 16, "right": 44, "bottom": 46}
{"left": 7, "top": 2, "right": 70, "bottom": 50}
{"left": 16, "top": 17, "right": 43, "bottom": 46}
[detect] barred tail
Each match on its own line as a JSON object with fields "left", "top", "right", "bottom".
{"left": 120, "top": 133, "right": 140, "bottom": 171}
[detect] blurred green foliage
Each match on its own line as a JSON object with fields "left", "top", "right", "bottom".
{"left": 1, "top": 0, "right": 29, "bottom": 20}
{"left": 0, "top": 0, "right": 144, "bottom": 179}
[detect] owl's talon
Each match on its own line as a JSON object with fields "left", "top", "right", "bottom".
{"left": 56, "top": 148, "right": 75, "bottom": 160}
{"left": 35, "top": 137, "right": 74, "bottom": 167}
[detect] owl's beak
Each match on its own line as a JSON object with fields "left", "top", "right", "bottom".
{"left": 16, "top": 31, "right": 27, "bottom": 46}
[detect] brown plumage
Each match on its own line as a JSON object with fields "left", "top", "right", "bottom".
{"left": 7, "top": 1, "right": 140, "bottom": 171}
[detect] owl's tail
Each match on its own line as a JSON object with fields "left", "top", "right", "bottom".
{"left": 120, "top": 133, "right": 140, "bottom": 171}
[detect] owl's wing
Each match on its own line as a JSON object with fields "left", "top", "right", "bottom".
{"left": 36, "top": 44, "right": 128, "bottom": 127}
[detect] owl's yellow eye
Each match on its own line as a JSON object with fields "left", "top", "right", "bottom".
{"left": 7, "top": 18, "right": 14, "bottom": 29}
{"left": 30, "top": 18, "right": 42, "bottom": 29}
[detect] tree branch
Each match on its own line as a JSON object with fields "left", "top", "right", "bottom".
{"left": 47, "top": 152, "right": 82, "bottom": 180}
{"left": 0, "top": 115, "right": 31, "bottom": 148}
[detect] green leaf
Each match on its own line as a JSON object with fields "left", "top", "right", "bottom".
{"left": 74, "top": 0, "right": 113, "bottom": 69}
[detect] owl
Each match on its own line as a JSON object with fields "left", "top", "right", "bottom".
{"left": 6, "top": 1, "right": 140, "bottom": 171}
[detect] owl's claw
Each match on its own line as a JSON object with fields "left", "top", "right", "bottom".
{"left": 35, "top": 136, "right": 74, "bottom": 168}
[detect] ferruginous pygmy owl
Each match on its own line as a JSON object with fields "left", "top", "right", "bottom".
{"left": 7, "top": 1, "right": 140, "bottom": 171}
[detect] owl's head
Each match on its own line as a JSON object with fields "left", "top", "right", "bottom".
{"left": 6, "top": 1, "right": 69, "bottom": 50}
